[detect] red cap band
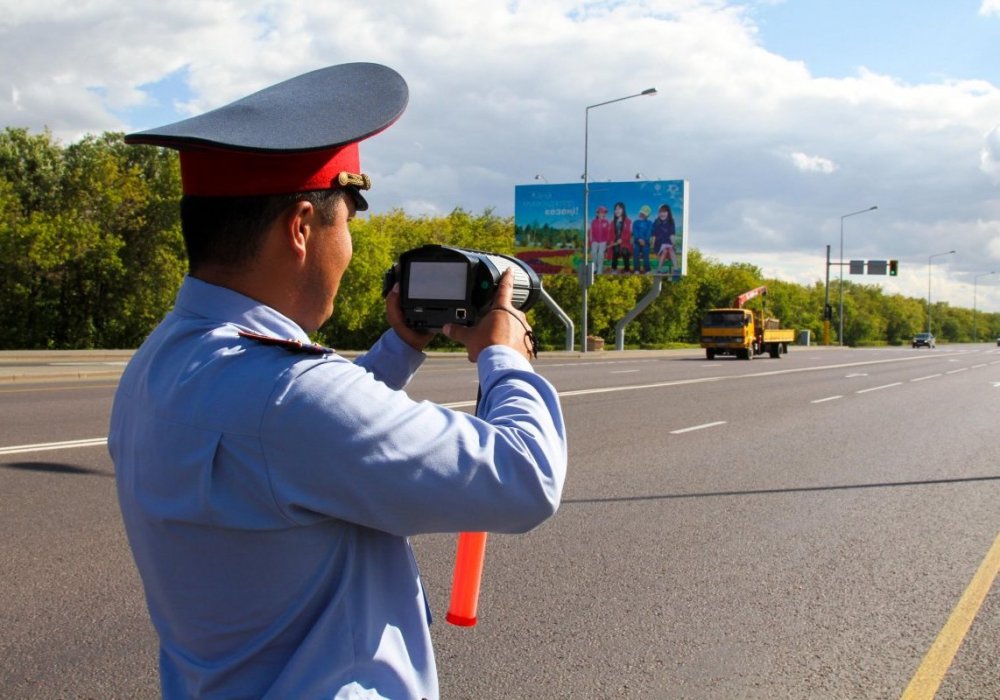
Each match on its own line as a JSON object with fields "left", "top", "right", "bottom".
{"left": 179, "top": 143, "right": 361, "bottom": 197}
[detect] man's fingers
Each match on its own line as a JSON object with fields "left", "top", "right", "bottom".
{"left": 441, "top": 322, "right": 466, "bottom": 345}
{"left": 492, "top": 269, "right": 515, "bottom": 308}
{"left": 384, "top": 283, "right": 402, "bottom": 325}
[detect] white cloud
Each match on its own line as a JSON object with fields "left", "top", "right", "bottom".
{"left": 981, "top": 124, "right": 1000, "bottom": 182}
{"left": 790, "top": 152, "right": 838, "bottom": 173}
{"left": 979, "top": 0, "right": 1000, "bottom": 17}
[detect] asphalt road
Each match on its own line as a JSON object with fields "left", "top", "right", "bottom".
{"left": 1, "top": 345, "right": 998, "bottom": 699}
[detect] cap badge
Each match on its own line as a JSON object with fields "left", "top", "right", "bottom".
{"left": 337, "top": 172, "right": 372, "bottom": 190}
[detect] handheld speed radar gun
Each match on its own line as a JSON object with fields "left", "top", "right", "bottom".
{"left": 383, "top": 244, "right": 541, "bottom": 330}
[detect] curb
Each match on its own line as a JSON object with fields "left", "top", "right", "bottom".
{"left": 0, "top": 350, "right": 134, "bottom": 384}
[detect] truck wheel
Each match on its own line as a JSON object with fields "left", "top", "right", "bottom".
{"left": 706, "top": 349, "right": 715, "bottom": 360}
{"left": 743, "top": 348, "right": 752, "bottom": 360}
{"left": 768, "top": 344, "right": 779, "bottom": 359}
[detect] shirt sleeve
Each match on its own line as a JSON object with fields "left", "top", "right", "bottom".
{"left": 352, "top": 328, "right": 425, "bottom": 390}
{"left": 259, "top": 346, "right": 567, "bottom": 537}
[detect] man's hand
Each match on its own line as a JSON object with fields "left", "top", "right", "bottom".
{"left": 442, "top": 269, "right": 535, "bottom": 362}
{"left": 385, "top": 283, "right": 435, "bottom": 351}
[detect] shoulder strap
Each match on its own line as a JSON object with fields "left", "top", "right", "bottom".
{"left": 238, "top": 330, "right": 333, "bottom": 356}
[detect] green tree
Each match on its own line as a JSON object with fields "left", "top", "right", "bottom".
{"left": 0, "top": 129, "right": 184, "bottom": 349}
{"left": 882, "top": 294, "right": 924, "bottom": 345}
{"left": 0, "top": 128, "right": 64, "bottom": 213}
{"left": 104, "top": 138, "right": 186, "bottom": 347}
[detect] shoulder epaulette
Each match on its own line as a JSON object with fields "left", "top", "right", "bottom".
{"left": 238, "top": 330, "right": 333, "bottom": 356}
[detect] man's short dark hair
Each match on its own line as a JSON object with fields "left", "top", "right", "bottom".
{"left": 180, "top": 189, "right": 345, "bottom": 272}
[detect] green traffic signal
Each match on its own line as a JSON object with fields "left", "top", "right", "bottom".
{"left": 889, "top": 259, "right": 898, "bottom": 276}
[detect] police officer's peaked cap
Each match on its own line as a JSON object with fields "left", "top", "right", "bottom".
{"left": 125, "top": 62, "right": 408, "bottom": 211}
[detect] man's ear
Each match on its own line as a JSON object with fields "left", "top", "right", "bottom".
{"left": 285, "top": 200, "right": 315, "bottom": 261}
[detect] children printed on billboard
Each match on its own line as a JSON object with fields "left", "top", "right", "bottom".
{"left": 632, "top": 205, "right": 653, "bottom": 273}
{"left": 609, "top": 202, "right": 632, "bottom": 273}
{"left": 514, "top": 179, "right": 689, "bottom": 278}
{"left": 652, "top": 203, "right": 678, "bottom": 276}
{"left": 590, "top": 204, "right": 611, "bottom": 274}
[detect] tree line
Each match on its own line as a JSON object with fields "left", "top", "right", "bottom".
{"left": 2, "top": 127, "right": 997, "bottom": 351}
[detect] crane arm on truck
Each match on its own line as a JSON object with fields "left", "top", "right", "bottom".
{"left": 734, "top": 285, "right": 767, "bottom": 308}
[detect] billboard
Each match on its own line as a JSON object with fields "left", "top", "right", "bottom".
{"left": 514, "top": 179, "right": 689, "bottom": 278}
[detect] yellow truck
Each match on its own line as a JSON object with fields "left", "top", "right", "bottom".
{"left": 700, "top": 286, "right": 796, "bottom": 360}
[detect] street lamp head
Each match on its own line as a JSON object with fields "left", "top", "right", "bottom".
{"left": 841, "top": 205, "right": 878, "bottom": 221}
{"left": 641, "top": 87, "right": 657, "bottom": 96}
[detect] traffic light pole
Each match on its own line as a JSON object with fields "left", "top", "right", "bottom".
{"left": 823, "top": 245, "right": 847, "bottom": 345}
{"left": 824, "top": 250, "right": 897, "bottom": 346}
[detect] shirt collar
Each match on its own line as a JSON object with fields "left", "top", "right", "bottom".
{"left": 173, "top": 275, "right": 311, "bottom": 343}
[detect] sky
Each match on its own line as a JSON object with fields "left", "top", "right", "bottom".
{"left": 2, "top": 0, "right": 1000, "bottom": 318}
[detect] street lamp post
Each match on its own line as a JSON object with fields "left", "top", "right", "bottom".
{"left": 927, "top": 250, "right": 956, "bottom": 335}
{"left": 837, "top": 205, "right": 878, "bottom": 346}
{"left": 581, "top": 87, "right": 657, "bottom": 353}
{"left": 973, "top": 270, "right": 995, "bottom": 342}
{"left": 823, "top": 244, "right": 832, "bottom": 345}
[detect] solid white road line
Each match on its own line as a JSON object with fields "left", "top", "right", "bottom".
{"left": 0, "top": 437, "right": 108, "bottom": 456}
{"left": 670, "top": 421, "right": 727, "bottom": 435}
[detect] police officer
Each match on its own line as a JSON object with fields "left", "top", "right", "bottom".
{"left": 109, "top": 63, "right": 567, "bottom": 700}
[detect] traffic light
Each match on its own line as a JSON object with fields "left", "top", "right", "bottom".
{"left": 889, "top": 259, "right": 898, "bottom": 276}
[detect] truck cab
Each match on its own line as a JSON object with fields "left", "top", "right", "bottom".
{"left": 700, "top": 308, "right": 756, "bottom": 359}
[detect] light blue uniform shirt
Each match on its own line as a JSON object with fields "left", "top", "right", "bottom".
{"left": 109, "top": 277, "right": 567, "bottom": 700}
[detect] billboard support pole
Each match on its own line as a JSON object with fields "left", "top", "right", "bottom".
{"left": 538, "top": 283, "right": 575, "bottom": 352}
{"left": 613, "top": 275, "right": 663, "bottom": 350}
